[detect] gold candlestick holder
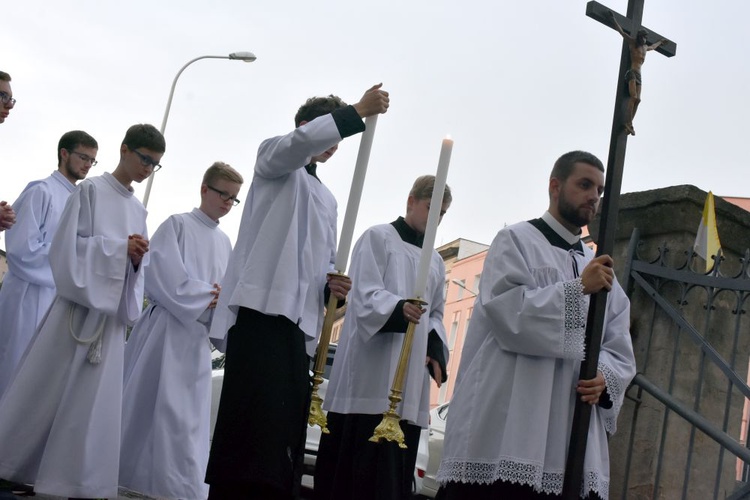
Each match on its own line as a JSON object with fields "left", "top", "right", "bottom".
{"left": 369, "top": 296, "right": 427, "bottom": 448}
{"left": 308, "top": 272, "right": 348, "bottom": 433}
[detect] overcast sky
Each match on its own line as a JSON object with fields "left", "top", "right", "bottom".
{"left": 2, "top": 0, "right": 747, "bottom": 256}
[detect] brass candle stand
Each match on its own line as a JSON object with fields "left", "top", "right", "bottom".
{"left": 369, "top": 296, "right": 427, "bottom": 448}
{"left": 308, "top": 271, "right": 348, "bottom": 433}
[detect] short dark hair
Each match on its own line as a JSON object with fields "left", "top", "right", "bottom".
{"left": 122, "top": 124, "right": 166, "bottom": 154}
{"left": 0, "top": 72, "right": 11, "bottom": 82}
{"left": 58, "top": 130, "right": 98, "bottom": 164}
{"left": 550, "top": 151, "right": 604, "bottom": 181}
{"left": 294, "top": 95, "right": 347, "bottom": 127}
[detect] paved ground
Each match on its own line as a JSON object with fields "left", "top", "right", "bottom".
{"left": 0, "top": 486, "right": 153, "bottom": 499}
{"left": 0, "top": 485, "right": 315, "bottom": 499}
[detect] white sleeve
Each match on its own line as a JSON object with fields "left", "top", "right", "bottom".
{"left": 50, "top": 182, "right": 134, "bottom": 318}
{"left": 5, "top": 185, "right": 55, "bottom": 287}
{"left": 144, "top": 216, "right": 215, "bottom": 326}
{"left": 348, "top": 228, "right": 404, "bottom": 340}
{"left": 480, "top": 229, "right": 588, "bottom": 360}
{"left": 254, "top": 115, "right": 342, "bottom": 179}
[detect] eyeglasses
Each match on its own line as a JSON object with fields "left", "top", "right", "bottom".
{"left": 67, "top": 150, "right": 98, "bottom": 166}
{"left": 0, "top": 92, "right": 16, "bottom": 107}
{"left": 206, "top": 185, "right": 241, "bottom": 206}
{"left": 128, "top": 146, "right": 162, "bottom": 172}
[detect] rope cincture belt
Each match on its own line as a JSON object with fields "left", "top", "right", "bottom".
{"left": 68, "top": 302, "right": 107, "bottom": 365}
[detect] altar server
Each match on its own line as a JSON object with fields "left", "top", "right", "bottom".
{"left": 314, "top": 175, "right": 451, "bottom": 500}
{"left": 206, "top": 84, "right": 389, "bottom": 499}
{"left": 0, "top": 124, "right": 165, "bottom": 500}
{"left": 0, "top": 130, "right": 98, "bottom": 398}
{"left": 120, "top": 162, "right": 243, "bottom": 500}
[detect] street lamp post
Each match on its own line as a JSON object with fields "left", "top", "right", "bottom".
{"left": 142, "top": 51, "right": 257, "bottom": 208}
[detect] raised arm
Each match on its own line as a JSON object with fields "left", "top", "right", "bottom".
{"left": 606, "top": 10, "right": 631, "bottom": 41}
{"left": 647, "top": 38, "right": 668, "bottom": 51}
{"left": 352, "top": 83, "right": 390, "bottom": 119}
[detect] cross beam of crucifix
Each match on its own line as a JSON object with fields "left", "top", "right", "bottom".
{"left": 561, "top": 2, "right": 676, "bottom": 499}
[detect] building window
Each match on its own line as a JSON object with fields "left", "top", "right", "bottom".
{"left": 449, "top": 311, "right": 460, "bottom": 349}
{"left": 465, "top": 307, "right": 473, "bottom": 338}
{"left": 444, "top": 280, "right": 449, "bottom": 300}
{"left": 473, "top": 274, "right": 481, "bottom": 294}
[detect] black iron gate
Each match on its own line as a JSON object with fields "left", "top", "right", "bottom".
{"left": 614, "top": 229, "right": 750, "bottom": 499}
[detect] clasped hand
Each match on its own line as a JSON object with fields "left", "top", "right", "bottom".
{"left": 127, "top": 234, "right": 149, "bottom": 267}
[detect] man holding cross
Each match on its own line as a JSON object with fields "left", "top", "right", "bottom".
{"left": 436, "top": 151, "right": 635, "bottom": 500}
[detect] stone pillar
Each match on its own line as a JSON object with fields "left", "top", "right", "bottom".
{"left": 589, "top": 185, "right": 750, "bottom": 499}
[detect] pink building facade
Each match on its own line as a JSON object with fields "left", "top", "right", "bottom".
{"left": 430, "top": 238, "right": 489, "bottom": 408}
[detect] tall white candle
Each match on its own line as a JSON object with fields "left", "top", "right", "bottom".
{"left": 413, "top": 137, "right": 453, "bottom": 298}
{"left": 334, "top": 115, "right": 378, "bottom": 272}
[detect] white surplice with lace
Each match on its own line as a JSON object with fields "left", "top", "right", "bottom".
{"left": 437, "top": 213, "right": 635, "bottom": 500}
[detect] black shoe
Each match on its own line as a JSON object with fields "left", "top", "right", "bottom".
{"left": 10, "top": 482, "right": 34, "bottom": 497}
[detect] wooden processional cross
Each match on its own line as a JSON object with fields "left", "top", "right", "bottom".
{"left": 561, "top": 1, "right": 676, "bottom": 498}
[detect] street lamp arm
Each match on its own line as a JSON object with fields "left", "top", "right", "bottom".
{"left": 142, "top": 52, "right": 255, "bottom": 208}
{"left": 451, "top": 278, "right": 477, "bottom": 297}
{"left": 160, "top": 55, "right": 227, "bottom": 134}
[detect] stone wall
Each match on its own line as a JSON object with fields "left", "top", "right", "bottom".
{"left": 589, "top": 185, "right": 750, "bottom": 499}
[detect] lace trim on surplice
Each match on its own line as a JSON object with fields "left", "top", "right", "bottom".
{"left": 437, "top": 457, "right": 609, "bottom": 500}
{"left": 598, "top": 361, "right": 624, "bottom": 434}
{"left": 562, "top": 278, "right": 586, "bottom": 359}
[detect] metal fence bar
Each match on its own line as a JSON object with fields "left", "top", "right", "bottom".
{"left": 725, "top": 481, "right": 750, "bottom": 500}
{"left": 716, "top": 292, "right": 747, "bottom": 498}
{"left": 631, "top": 373, "right": 750, "bottom": 464}
{"left": 685, "top": 287, "right": 718, "bottom": 499}
{"left": 620, "top": 385, "right": 642, "bottom": 499}
{"left": 631, "top": 273, "right": 750, "bottom": 398}
{"left": 655, "top": 305, "right": 685, "bottom": 499}
{"left": 630, "top": 259, "right": 750, "bottom": 292}
{"left": 621, "top": 237, "right": 750, "bottom": 499}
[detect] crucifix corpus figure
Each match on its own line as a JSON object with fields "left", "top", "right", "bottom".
{"left": 607, "top": 10, "right": 668, "bottom": 136}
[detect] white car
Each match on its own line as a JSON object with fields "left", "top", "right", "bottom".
{"left": 414, "top": 425, "right": 430, "bottom": 494}
{"left": 210, "top": 345, "right": 430, "bottom": 495}
{"left": 415, "top": 401, "right": 449, "bottom": 498}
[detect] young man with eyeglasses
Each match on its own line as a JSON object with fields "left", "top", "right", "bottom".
{"left": 0, "top": 130, "right": 98, "bottom": 400}
{"left": 120, "top": 162, "right": 243, "bottom": 500}
{"left": 206, "top": 83, "right": 390, "bottom": 500}
{"left": 0, "top": 71, "right": 17, "bottom": 231}
{"left": 0, "top": 124, "right": 165, "bottom": 500}
{"left": 0, "top": 71, "right": 15, "bottom": 124}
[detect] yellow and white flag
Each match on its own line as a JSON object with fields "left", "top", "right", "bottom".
{"left": 694, "top": 191, "right": 721, "bottom": 271}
